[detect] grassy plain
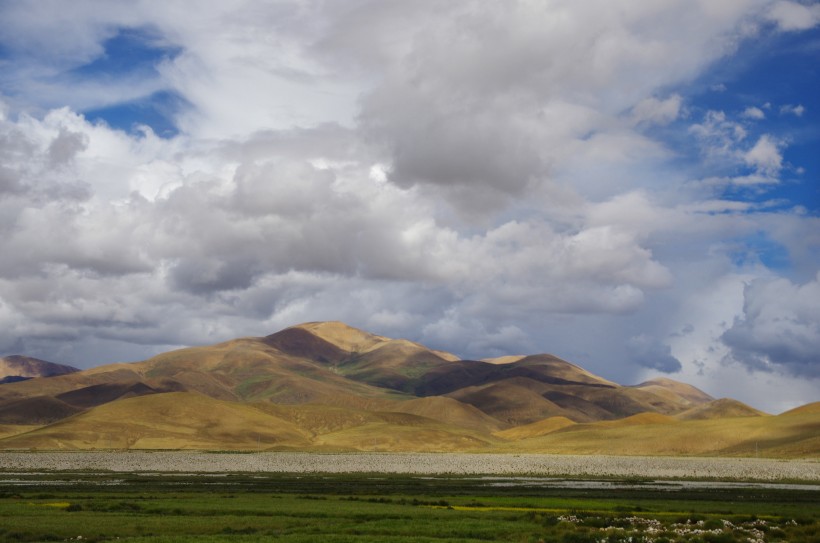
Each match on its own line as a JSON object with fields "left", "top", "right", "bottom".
{"left": 0, "top": 471, "right": 818, "bottom": 542}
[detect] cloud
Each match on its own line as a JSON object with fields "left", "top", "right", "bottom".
{"left": 350, "top": 1, "right": 773, "bottom": 213}
{"left": 0, "top": 1, "right": 817, "bottom": 412}
{"left": 722, "top": 273, "right": 820, "bottom": 377}
{"left": 780, "top": 103, "right": 806, "bottom": 116}
{"left": 743, "top": 135, "right": 784, "bottom": 175}
{"left": 689, "top": 109, "right": 790, "bottom": 184}
{"left": 741, "top": 106, "right": 766, "bottom": 120}
{"left": 767, "top": 1, "right": 820, "bottom": 30}
{"left": 627, "top": 334, "right": 683, "bottom": 373}
{"left": 631, "top": 95, "right": 683, "bottom": 125}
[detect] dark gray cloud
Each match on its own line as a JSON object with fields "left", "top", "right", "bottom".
{"left": 722, "top": 274, "right": 820, "bottom": 377}
{"left": 627, "top": 334, "right": 683, "bottom": 373}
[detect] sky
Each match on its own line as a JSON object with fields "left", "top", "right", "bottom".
{"left": 0, "top": 0, "right": 818, "bottom": 413}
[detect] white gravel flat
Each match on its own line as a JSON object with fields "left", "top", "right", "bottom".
{"left": 0, "top": 452, "right": 817, "bottom": 481}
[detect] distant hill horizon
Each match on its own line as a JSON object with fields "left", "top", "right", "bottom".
{"left": 0, "top": 321, "right": 817, "bottom": 457}
{"left": 0, "top": 355, "right": 80, "bottom": 384}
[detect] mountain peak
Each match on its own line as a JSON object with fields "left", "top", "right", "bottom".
{"left": 0, "top": 355, "right": 80, "bottom": 381}
{"left": 289, "top": 321, "right": 389, "bottom": 353}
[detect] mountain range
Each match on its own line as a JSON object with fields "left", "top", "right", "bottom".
{"left": 0, "top": 321, "right": 817, "bottom": 457}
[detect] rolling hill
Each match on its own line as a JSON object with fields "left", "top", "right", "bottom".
{"left": 0, "top": 355, "right": 79, "bottom": 384}
{"left": 0, "top": 321, "right": 817, "bottom": 457}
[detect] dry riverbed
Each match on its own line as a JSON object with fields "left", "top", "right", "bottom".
{"left": 0, "top": 452, "right": 817, "bottom": 481}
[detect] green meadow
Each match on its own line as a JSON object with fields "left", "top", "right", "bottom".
{"left": 0, "top": 472, "right": 818, "bottom": 542}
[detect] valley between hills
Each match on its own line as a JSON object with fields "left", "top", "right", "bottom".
{"left": 0, "top": 321, "right": 817, "bottom": 457}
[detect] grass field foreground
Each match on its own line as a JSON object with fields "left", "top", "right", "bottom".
{"left": 0, "top": 472, "right": 818, "bottom": 542}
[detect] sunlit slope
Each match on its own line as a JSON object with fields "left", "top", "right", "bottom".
{"left": 0, "top": 392, "right": 312, "bottom": 450}
{"left": 0, "top": 392, "right": 498, "bottom": 452}
{"left": 494, "top": 416, "right": 576, "bottom": 440}
{"left": 310, "top": 412, "right": 497, "bottom": 452}
{"left": 780, "top": 401, "right": 820, "bottom": 416}
{"left": 0, "top": 424, "right": 40, "bottom": 440}
{"left": 387, "top": 396, "right": 505, "bottom": 433}
{"left": 631, "top": 377, "right": 714, "bottom": 408}
{"left": 676, "top": 398, "right": 768, "bottom": 420}
{"left": 494, "top": 408, "right": 820, "bottom": 458}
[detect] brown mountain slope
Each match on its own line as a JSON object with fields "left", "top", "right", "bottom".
{"left": 631, "top": 377, "right": 714, "bottom": 410}
{"left": 312, "top": 419, "right": 493, "bottom": 452}
{"left": 0, "top": 355, "right": 79, "bottom": 382}
{"left": 0, "top": 335, "right": 406, "bottom": 407}
{"left": 0, "top": 391, "right": 497, "bottom": 453}
{"left": 494, "top": 408, "right": 820, "bottom": 458}
{"left": 416, "top": 354, "right": 618, "bottom": 398}
{"left": 294, "top": 321, "right": 460, "bottom": 361}
{"left": 336, "top": 340, "right": 454, "bottom": 393}
{"left": 0, "top": 366, "right": 150, "bottom": 404}
{"left": 0, "top": 395, "right": 84, "bottom": 425}
{"left": 0, "top": 392, "right": 312, "bottom": 450}
{"left": 387, "top": 396, "right": 505, "bottom": 433}
{"left": 780, "top": 401, "right": 820, "bottom": 416}
{"left": 446, "top": 378, "right": 579, "bottom": 426}
{"left": 676, "top": 398, "right": 768, "bottom": 420}
{"left": 444, "top": 375, "right": 697, "bottom": 425}
{"left": 495, "top": 416, "right": 576, "bottom": 440}
{"left": 289, "top": 321, "right": 390, "bottom": 353}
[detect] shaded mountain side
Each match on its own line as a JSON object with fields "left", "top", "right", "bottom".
{"left": 0, "top": 395, "right": 84, "bottom": 425}
{"left": 446, "top": 379, "right": 581, "bottom": 426}
{"left": 262, "top": 327, "right": 350, "bottom": 365}
{"left": 0, "top": 366, "right": 148, "bottom": 403}
{"left": 0, "top": 355, "right": 80, "bottom": 380}
{"left": 415, "top": 355, "right": 619, "bottom": 397}
{"left": 541, "top": 390, "right": 617, "bottom": 421}
{"left": 55, "top": 381, "right": 184, "bottom": 409}
{"left": 444, "top": 376, "right": 695, "bottom": 425}
{"left": 0, "top": 376, "right": 30, "bottom": 385}
{"left": 336, "top": 341, "right": 454, "bottom": 393}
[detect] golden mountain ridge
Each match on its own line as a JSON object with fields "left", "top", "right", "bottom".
{"left": 0, "top": 321, "right": 817, "bottom": 457}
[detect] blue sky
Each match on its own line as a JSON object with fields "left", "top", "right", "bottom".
{"left": 0, "top": 0, "right": 818, "bottom": 412}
